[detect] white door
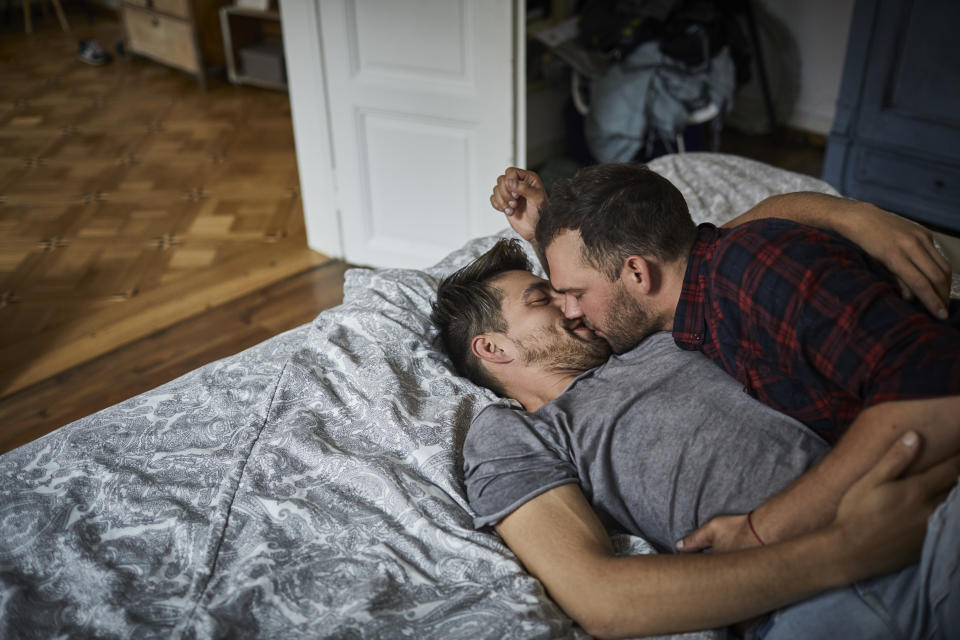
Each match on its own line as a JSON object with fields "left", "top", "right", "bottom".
{"left": 283, "top": 0, "right": 521, "bottom": 269}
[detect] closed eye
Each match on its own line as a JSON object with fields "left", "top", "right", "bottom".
{"left": 522, "top": 281, "right": 554, "bottom": 306}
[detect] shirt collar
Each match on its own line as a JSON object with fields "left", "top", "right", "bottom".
{"left": 672, "top": 223, "right": 721, "bottom": 350}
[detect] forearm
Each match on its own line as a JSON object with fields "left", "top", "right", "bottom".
{"left": 723, "top": 192, "right": 877, "bottom": 237}
{"left": 556, "top": 529, "right": 857, "bottom": 638}
{"left": 751, "top": 396, "right": 960, "bottom": 544}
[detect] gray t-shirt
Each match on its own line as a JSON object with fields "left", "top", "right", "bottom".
{"left": 463, "top": 332, "right": 830, "bottom": 551}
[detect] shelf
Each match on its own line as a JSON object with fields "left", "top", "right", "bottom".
{"left": 220, "top": 5, "right": 286, "bottom": 90}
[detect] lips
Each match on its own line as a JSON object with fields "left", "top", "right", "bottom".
{"left": 565, "top": 319, "right": 598, "bottom": 340}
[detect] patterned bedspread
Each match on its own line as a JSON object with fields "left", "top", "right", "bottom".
{"left": 0, "top": 154, "right": 949, "bottom": 639}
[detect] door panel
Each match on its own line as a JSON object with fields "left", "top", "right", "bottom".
{"left": 362, "top": 110, "right": 472, "bottom": 249}
{"left": 319, "top": 0, "right": 516, "bottom": 269}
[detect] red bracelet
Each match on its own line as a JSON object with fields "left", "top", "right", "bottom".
{"left": 747, "top": 510, "right": 765, "bottom": 546}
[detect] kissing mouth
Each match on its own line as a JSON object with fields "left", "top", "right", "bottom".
{"left": 565, "top": 318, "right": 599, "bottom": 340}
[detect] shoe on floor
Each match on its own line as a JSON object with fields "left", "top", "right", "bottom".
{"left": 78, "top": 39, "right": 112, "bottom": 66}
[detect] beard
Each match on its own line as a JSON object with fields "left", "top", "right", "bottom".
{"left": 515, "top": 323, "right": 611, "bottom": 373}
{"left": 597, "top": 281, "right": 661, "bottom": 354}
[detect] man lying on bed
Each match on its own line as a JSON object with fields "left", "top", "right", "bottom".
{"left": 431, "top": 239, "right": 960, "bottom": 639}
{"left": 492, "top": 164, "right": 960, "bottom": 560}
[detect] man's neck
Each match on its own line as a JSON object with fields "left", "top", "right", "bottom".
{"left": 506, "top": 368, "right": 582, "bottom": 412}
{"left": 653, "top": 254, "right": 688, "bottom": 332}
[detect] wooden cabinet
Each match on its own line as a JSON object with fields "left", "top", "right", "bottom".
{"left": 823, "top": 0, "right": 960, "bottom": 234}
{"left": 121, "top": 0, "right": 232, "bottom": 88}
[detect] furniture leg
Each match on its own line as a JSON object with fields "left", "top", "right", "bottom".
{"left": 23, "top": 0, "right": 31, "bottom": 34}
{"left": 51, "top": 0, "right": 69, "bottom": 32}
{"left": 743, "top": 0, "right": 777, "bottom": 135}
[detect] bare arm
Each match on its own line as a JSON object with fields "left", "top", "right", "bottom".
{"left": 489, "top": 167, "right": 547, "bottom": 248}
{"left": 489, "top": 167, "right": 549, "bottom": 272}
{"left": 498, "top": 434, "right": 955, "bottom": 639}
{"left": 724, "top": 192, "right": 952, "bottom": 318}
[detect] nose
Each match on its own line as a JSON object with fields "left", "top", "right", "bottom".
{"left": 562, "top": 293, "right": 582, "bottom": 319}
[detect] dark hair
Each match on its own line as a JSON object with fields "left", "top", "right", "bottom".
{"left": 535, "top": 163, "right": 697, "bottom": 280}
{"left": 431, "top": 239, "right": 532, "bottom": 396}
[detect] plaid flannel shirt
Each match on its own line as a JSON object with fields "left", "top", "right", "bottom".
{"left": 672, "top": 220, "right": 960, "bottom": 443}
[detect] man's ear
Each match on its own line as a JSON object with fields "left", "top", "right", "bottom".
{"left": 621, "top": 255, "right": 655, "bottom": 294}
{"left": 471, "top": 333, "right": 514, "bottom": 364}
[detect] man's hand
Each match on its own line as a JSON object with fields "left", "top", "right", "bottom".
{"left": 675, "top": 514, "right": 759, "bottom": 554}
{"left": 843, "top": 203, "right": 952, "bottom": 319}
{"left": 490, "top": 167, "right": 546, "bottom": 245}
{"left": 830, "top": 430, "right": 960, "bottom": 576}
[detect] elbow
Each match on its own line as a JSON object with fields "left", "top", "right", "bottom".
{"left": 576, "top": 614, "right": 636, "bottom": 640}
{"left": 577, "top": 618, "right": 620, "bottom": 640}
{"left": 561, "top": 594, "right": 637, "bottom": 639}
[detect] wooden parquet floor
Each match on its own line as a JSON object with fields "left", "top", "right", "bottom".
{"left": 0, "top": 8, "right": 349, "bottom": 452}
{"left": 0, "top": 12, "right": 333, "bottom": 394}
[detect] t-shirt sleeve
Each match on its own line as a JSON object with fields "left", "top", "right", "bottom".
{"left": 462, "top": 404, "right": 578, "bottom": 529}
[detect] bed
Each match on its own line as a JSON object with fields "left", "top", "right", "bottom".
{"left": 1, "top": 154, "right": 956, "bottom": 639}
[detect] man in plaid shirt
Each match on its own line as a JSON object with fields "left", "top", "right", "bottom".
{"left": 672, "top": 219, "right": 960, "bottom": 444}
{"left": 490, "top": 162, "right": 960, "bottom": 558}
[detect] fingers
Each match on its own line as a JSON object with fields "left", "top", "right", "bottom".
{"left": 675, "top": 524, "right": 713, "bottom": 552}
{"left": 491, "top": 174, "right": 512, "bottom": 214}
{"left": 898, "top": 232, "right": 952, "bottom": 319}
{"left": 861, "top": 431, "right": 922, "bottom": 487}
{"left": 492, "top": 168, "right": 535, "bottom": 216}
{"left": 895, "top": 276, "right": 913, "bottom": 301}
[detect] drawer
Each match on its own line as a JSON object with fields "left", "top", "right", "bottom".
{"left": 850, "top": 145, "right": 960, "bottom": 233}
{"left": 123, "top": 5, "right": 199, "bottom": 73}
{"left": 124, "top": 0, "right": 191, "bottom": 20}
{"left": 854, "top": 147, "right": 960, "bottom": 207}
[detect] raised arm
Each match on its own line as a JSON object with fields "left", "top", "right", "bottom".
{"left": 490, "top": 167, "right": 547, "bottom": 249}
{"left": 498, "top": 434, "right": 953, "bottom": 638}
{"left": 724, "top": 192, "right": 952, "bottom": 318}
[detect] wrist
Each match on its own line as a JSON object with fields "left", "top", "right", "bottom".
{"left": 807, "top": 524, "right": 868, "bottom": 587}
{"left": 834, "top": 199, "right": 878, "bottom": 236}
{"left": 746, "top": 510, "right": 765, "bottom": 546}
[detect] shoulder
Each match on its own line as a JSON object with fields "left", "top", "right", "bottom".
{"left": 467, "top": 402, "right": 522, "bottom": 442}
{"left": 464, "top": 403, "right": 556, "bottom": 463}
{"left": 462, "top": 402, "right": 578, "bottom": 529}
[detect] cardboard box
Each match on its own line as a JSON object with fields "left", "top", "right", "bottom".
{"left": 238, "top": 41, "right": 285, "bottom": 85}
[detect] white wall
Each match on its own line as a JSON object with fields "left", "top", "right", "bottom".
{"left": 759, "top": 0, "right": 855, "bottom": 135}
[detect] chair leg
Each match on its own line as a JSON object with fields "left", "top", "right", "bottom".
{"left": 51, "top": 0, "right": 69, "bottom": 32}
{"left": 23, "top": 0, "right": 32, "bottom": 34}
{"left": 743, "top": 0, "right": 777, "bottom": 135}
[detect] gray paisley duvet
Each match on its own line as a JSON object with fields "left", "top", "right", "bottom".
{"left": 3, "top": 154, "right": 952, "bottom": 639}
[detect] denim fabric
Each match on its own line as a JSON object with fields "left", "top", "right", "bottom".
{"left": 759, "top": 479, "right": 960, "bottom": 640}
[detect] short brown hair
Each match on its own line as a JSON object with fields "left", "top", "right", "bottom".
{"left": 536, "top": 163, "right": 696, "bottom": 280}
{"left": 431, "top": 239, "right": 531, "bottom": 396}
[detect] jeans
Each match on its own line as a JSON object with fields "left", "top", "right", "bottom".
{"left": 757, "top": 478, "right": 959, "bottom": 640}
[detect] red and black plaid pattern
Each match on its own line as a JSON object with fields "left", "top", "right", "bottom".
{"left": 673, "top": 221, "right": 960, "bottom": 443}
